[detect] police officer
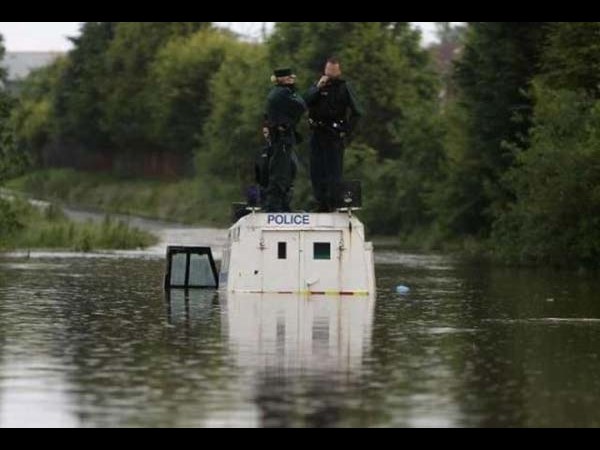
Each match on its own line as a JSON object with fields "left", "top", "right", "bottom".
{"left": 304, "top": 58, "right": 363, "bottom": 212}
{"left": 264, "top": 68, "right": 307, "bottom": 212}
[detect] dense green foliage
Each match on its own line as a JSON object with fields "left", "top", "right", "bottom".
{"left": 491, "top": 82, "right": 600, "bottom": 267}
{"left": 3, "top": 23, "right": 600, "bottom": 266}
{"left": 1, "top": 34, "right": 21, "bottom": 242}
{"left": 432, "top": 23, "right": 550, "bottom": 239}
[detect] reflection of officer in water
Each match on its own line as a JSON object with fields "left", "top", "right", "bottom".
{"left": 304, "top": 58, "right": 363, "bottom": 212}
{"left": 263, "top": 68, "right": 307, "bottom": 212}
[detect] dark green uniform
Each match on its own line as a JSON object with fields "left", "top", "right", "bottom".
{"left": 264, "top": 84, "right": 307, "bottom": 212}
{"left": 304, "top": 79, "right": 362, "bottom": 212}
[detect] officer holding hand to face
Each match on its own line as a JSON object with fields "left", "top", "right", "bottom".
{"left": 304, "top": 57, "right": 363, "bottom": 213}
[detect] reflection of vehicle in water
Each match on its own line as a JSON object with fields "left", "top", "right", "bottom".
{"left": 223, "top": 293, "right": 375, "bottom": 373}
{"left": 165, "top": 289, "right": 219, "bottom": 326}
{"left": 224, "top": 293, "right": 375, "bottom": 426}
{"left": 219, "top": 212, "right": 375, "bottom": 296}
{"left": 163, "top": 291, "right": 376, "bottom": 426}
{"left": 165, "top": 291, "right": 374, "bottom": 374}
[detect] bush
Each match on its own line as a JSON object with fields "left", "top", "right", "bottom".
{"left": 491, "top": 82, "right": 600, "bottom": 267}
{"left": 0, "top": 199, "right": 23, "bottom": 245}
{"left": 0, "top": 197, "right": 157, "bottom": 252}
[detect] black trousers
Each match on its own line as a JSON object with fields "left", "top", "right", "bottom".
{"left": 265, "top": 139, "right": 294, "bottom": 212}
{"left": 310, "top": 129, "right": 345, "bottom": 211}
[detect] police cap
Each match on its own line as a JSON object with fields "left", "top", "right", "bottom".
{"left": 274, "top": 68, "right": 294, "bottom": 78}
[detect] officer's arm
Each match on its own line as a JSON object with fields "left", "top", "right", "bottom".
{"left": 303, "top": 84, "right": 321, "bottom": 106}
{"left": 286, "top": 91, "right": 308, "bottom": 117}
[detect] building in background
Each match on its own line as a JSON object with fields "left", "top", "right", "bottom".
{"left": 1, "top": 51, "right": 64, "bottom": 92}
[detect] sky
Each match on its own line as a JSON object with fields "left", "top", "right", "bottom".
{"left": 0, "top": 22, "right": 448, "bottom": 52}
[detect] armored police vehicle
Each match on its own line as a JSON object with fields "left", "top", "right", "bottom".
{"left": 218, "top": 208, "right": 375, "bottom": 295}
{"left": 164, "top": 183, "right": 375, "bottom": 296}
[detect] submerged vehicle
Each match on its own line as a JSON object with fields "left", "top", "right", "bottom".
{"left": 164, "top": 181, "right": 376, "bottom": 296}
{"left": 219, "top": 211, "right": 375, "bottom": 295}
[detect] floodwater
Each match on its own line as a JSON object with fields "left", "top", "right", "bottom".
{"left": 2, "top": 242, "right": 600, "bottom": 427}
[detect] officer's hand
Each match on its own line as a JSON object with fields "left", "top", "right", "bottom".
{"left": 317, "top": 76, "right": 330, "bottom": 89}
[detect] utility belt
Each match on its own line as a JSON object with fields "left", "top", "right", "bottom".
{"left": 268, "top": 124, "right": 302, "bottom": 145}
{"left": 268, "top": 124, "right": 293, "bottom": 137}
{"left": 309, "top": 118, "right": 348, "bottom": 135}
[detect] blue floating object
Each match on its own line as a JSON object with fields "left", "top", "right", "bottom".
{"left": 395, "top": 285, "right": 410, "bottom": 294}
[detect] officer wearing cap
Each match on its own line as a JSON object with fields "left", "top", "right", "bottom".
{"left": 304, "top": 57, "right": 363, "bottom": 212}
{"left": 263, "top": 68, "right": 307, "bottom": 212}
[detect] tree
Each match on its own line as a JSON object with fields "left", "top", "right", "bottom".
{"left": 101, "top": 22, "right": 211, "bottom": 153}
{"left": 540, "top": 22, "right": 600, "bottom": 97}
{"left": 146, "top": 28, "right": 237, "bottom": 157}
{"left": 198, "top": 41, "right": 269, "bottom": 185}
{"left": 53, "top": 22, "right": 118, "bottom": 152}
{"left": 492, "top": 82, "right": 600, "bottom": 267}
{"left": 490, "top": 23, "right": 600, "bottom": 266}
{"left": 12, "top": 59, "right": 66, "bottom": 168}
{"left": 0, "top": 34, "right": 6, "bottom": 86}
{"left": 434, "top": 22, "right": 550, "bottom": 238}
{"left": 0, "top": 33, "right": 23, "bottom": 243}
{"left": 0, "top": 33, "right": 18, "bottom": 181}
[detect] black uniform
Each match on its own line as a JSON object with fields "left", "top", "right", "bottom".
{"left": 304, "top": 78, "right": 362, "bottom": 212}
{"left": 264, "top": 84, "right": 307, "bottom": 212}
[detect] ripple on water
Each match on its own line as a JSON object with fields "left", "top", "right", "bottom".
{"left": 2, "top": 249, "right": 600, "bottom": 427}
